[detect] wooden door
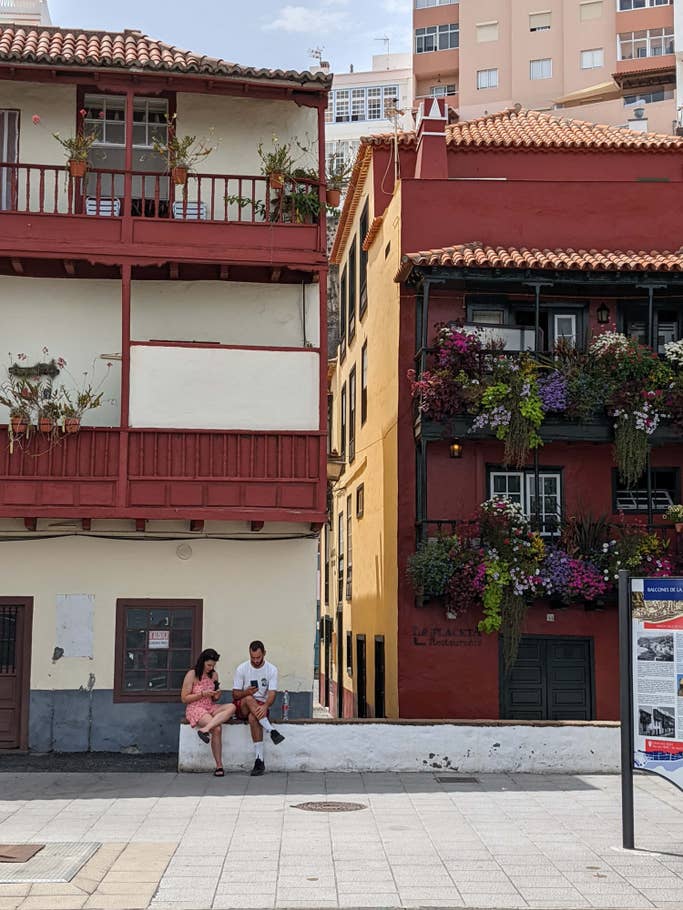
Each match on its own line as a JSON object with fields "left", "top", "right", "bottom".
{"left": 374, "top": 636, "right": 385, "bottom": 718}
{"left": 356, "top": 635, "right": 367, "bottom": 718}
{"left": 501, "top": 635, "right": 593, "bottom": 721}
{"left": 0, "top": 598, "right": 32, "bottom": 750}
{"left": 0, "top": 110, "right": 19, "bottom": 212}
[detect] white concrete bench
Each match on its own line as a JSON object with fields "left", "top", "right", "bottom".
{"left": 178, "top": 719, "right": 620, "bottom": 773}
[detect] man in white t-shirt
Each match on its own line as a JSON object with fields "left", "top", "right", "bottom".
{"left": 232, "top": 640, "right": 285, "bottom": 776}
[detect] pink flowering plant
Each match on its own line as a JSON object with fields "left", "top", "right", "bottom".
{"left": 409, "top": 325, "right": 679, "bottom": 483}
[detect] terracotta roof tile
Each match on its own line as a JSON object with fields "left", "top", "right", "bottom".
{"left": 0, "top": 25, "right": 330, "bottom": 87}
{"left": 330, "top": 144, "right": 373, "bottom": 264}
{"left": 445, "top": 106, "right": 683, "bottom": 151}
{"left": 362, "top": 215, "right": 383, "bottom": 252}
{"left": 395, "top": 243, "right": 683, "bottom": 281}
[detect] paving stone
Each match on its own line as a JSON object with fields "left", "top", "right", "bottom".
{"left": 19, "top": 899, "right": 87, "bottom": 910}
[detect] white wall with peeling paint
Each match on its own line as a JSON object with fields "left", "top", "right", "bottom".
{"left": 178, "top": 720, "right": 621, "bottom": 773}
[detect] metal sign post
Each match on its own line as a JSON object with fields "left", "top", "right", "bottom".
{"left": 618, "top": 570, "right": 635, "bottom": 849}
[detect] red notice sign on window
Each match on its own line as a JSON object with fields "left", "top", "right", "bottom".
{"left": 148, "top": 630, "right": 170, "bottom": 650}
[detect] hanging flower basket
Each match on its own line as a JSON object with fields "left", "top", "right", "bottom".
{"left": 38, "top": 417, "right": 55, "bottom": 434}
{"left": 10, "top": 415, "right": 28, "bottom": 435}
{"left": 68, "top": 159, "right": 87, "bottom": 179}
{"left": 63, "top": 417, "right": 81, "bottom": 434}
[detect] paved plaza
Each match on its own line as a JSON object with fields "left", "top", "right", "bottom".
{"left": 0, "top": 770, "right": 681, "bottom": 910}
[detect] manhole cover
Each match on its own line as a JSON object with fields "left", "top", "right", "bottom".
{"left": 0, "top": 842, "right": 100, "bottom": 883}
{"left": 292, "top": 801, "right": 367, "bottom": 812}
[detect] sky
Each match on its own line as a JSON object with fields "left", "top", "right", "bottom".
{"left": 48, "top": 0, "right": 412, "bottom": 76}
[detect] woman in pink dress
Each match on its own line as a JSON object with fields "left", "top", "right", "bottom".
{"left": 181, "top": 648, "right": 236, "bottom": 776}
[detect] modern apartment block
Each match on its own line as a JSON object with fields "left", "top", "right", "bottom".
{"left": 413, "top": 0, "right": 676, "bottom": 134}
{"left": 324, "top": 53, "right": 413, "bottom": 185}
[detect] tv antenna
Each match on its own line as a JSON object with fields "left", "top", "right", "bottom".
{"left": 308, "top": 46, "right": 324, "bottom": 66}
{"left": 375, "top": 35, "right": 390, "bottom": 57}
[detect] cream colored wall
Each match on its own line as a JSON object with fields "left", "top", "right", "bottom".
{"left": 129, "top": 346, "right": 320, "bottom": 431}
{"left": 0, "top": 535, "right": 317, "bottom": 692}
{"left": 0, "top": 276, "right": 121, "bottom": 427}
{"left": 324, "top": 171, "right": 402, "bottom": 717}
{"left": 131, "top": 281, "right": 320, "bottom": 348}
{"left": 176, "top": 94, "right": 319, "bottom": 178}
{"left": 0, "top": 81, "right": 75, "bottom": 165}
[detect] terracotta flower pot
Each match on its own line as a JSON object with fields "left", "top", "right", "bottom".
{"left": 38, "top": 417, "right": 55, "bottom": 434}
{"left": 269, "top": 171, "right": 285, "bottom": 190}
{"left": 69, "top": 159, "right": 87, "bottom": 179}
{"left": 64, "top": 417, "right": 81, "bottom": 435}
{"left": 171, "top": 165, "right": 188, "bottom": 185}
{"left": 326, "top": 188, "right": 341, "bottom": 207}
{"left": 10, "top": 415, "right": 28, "bottom": 434}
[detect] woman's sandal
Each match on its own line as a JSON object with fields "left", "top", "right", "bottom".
{"left": 197, "top": 730, "right": 210, "bottom": 744}
{"left": 213, "top": 767, "right": 224, "bottom": 777}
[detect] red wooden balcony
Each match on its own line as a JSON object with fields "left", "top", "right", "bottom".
{"left": 0, "top": 163, "right": 326, "bottom": 265}
{"left": 0, "top": 426, "right": 326, "bottom": 524}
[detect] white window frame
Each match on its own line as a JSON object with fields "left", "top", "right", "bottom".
{"left": 0, "top": 109, "right": 19, "bottom": 211}
{"left": 415, "top": 0, "right": 458, "bottom": 7}
{"left": 490, "top": 471, "right": 562, "bottom": 535}
{"left": 430, "top": 83, "right": 458, "bottom": 97}
{"left": 554, "top": 314, "right": 577, "bottom": 347}
{"left": 84, "top": 95, "right": 168, "bottom": 149}
{"left": 415, "top": 23, "right": 459, "bottom": 53}
{"left": 617, "top": 0, "right": 671, "bottom": 10}
{"left": 618, "top": 27, "right": 674, "bottom": 61}
{"left": 530, "top": 57, "right": 553, "bottom": 80}
{"left": 581, "top": 47, "right": 605, "bottom": 69}
{"left": 477, "top": 68, "right": 499, "bottom": 90}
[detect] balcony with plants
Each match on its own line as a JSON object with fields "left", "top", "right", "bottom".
{"left": 407, "top": 499, "right": 682, "bottom": 669}
{"left": 409, "top": 325, "right": 683, "bottom": 482}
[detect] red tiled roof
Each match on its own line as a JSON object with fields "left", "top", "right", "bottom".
{"left": 330, "top": 144, "right": 373, "bottom": 264}
{"left": 0, "top": 25, "right": 330, "bottom": 86}
{"left": 445, "top": 107, "right": 683, "bottom": 150}
{"left": 359, "top": 107, "right": 683, "bottom": 153}
{"left": 395, "top": 243, "right": 683, "bottom": 281}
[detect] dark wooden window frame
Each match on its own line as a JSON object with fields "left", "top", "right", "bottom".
{"left": 114, "top": 598, "right": 203, "bottom": 703}
{"left": 611, "top": 466, "right": 680, "bottom": 514}
{"left": 340, "top": 382, "right": 347, "bottom": 459}
{"left": 359, "top": 201, "right": 369, "bottom": 318}
{"left": 340, "top": 264, "right": 348, "bottom": 362}
{"left": 348, "top": 237, "right": 357, "bottom": 342}
{"left": 346, "top": 494, "right": 353, "bottom": 601}
{"left": 0, "top": 596, "right": 33, "bottom": 751}
{"left": 356, "top": 483, "right": 365, "bottom": 518}
{"left": 348, "top": 365, "right": 357, "bottom": 463}
{"left": 346, "top": 630, "right": 353, "bottom": 676}
{"left": 361, "top": 341, "right": 368, "bottom": 426}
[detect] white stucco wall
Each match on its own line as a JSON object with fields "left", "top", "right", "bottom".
{"left": 176, "top": 94, "right": 319, "bottom": 178}
{"left": 179, "top": 721, "right": 621, "bottom": 774}
{"left": 129, "top": 346, "right": 320, "bottom": 430}
{"left": 0, "top": 534, "right": 317, "bottom": 692}
{"left": 0, "top": 81, "right": 75, "bottom": 165}
{"left": 0, "top": 276, "right": 121, "bottom": 426}
{"left": 131, "top": 281, "right": 320, "bottom": 348}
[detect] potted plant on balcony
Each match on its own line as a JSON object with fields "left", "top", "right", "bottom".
{"left": 326, "top": 158, "right": 353, "bottom": 208}
{"left": 37, "top": 398, "right": 61, "bottom": 434}
{"left": 153, "top": 114, "right": 215, "bottom": 185}
{"left": 61, "top": 386, "right": 105, "bottom": 434}
{"left": 50, "top": 109, "right": 99, "bottom": 179}
{"left": 257, "top": 136, "right": 295, "bottom": 190}
{"left": 664, "top": 504, "right": 683, "bottom": 534}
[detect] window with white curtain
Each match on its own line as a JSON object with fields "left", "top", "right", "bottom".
{"left": 477, "top": 68, "right": 499, "bottom": 89}
{"left": 530, "top": 58, "right": 553, "bottom": 79}
{"left": 581, "top": 48, "right": 604, "bottom": 69}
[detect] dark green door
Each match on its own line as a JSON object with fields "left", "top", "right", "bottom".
{"left": 501, "top": 636, "right": 594, "bottom": 720}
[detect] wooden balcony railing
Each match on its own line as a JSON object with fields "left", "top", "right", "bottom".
{"left": 0, "top": 162, "right": 322, "bottom": 226}
{"left": 0, "top": 426, "right": 325, "bottom": 521}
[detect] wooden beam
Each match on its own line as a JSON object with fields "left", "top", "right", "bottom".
{"left": 169, "top": 262, "right": 180, "bottom": 280}
{"left": 81, "top": 518, "right": 92, "bottom": 531}
{"left": 11, "top": 258, "right": 23, "bottom": 275}
{"left": 310, "top": 522, "right": 323, "bottom": 533}
{"left": 24, "top": 518, "right": 37, "bottom": 532}
{"left": 63, "top": 260, "right": 76, "bottom": 277}
{"left": 190, "top": 520, "right": 204, "bottom": 532}
{"left": 219, "top": 265, "right": 230, "bottom": 281}
{"left": 251, "top": 521, "right": 265, "bottom": 532}
{"left": 270, "top": 268, "right": 282, "bottom": 282}
{"left": 135, "top": 519, "right": 146, "bottom": 532}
